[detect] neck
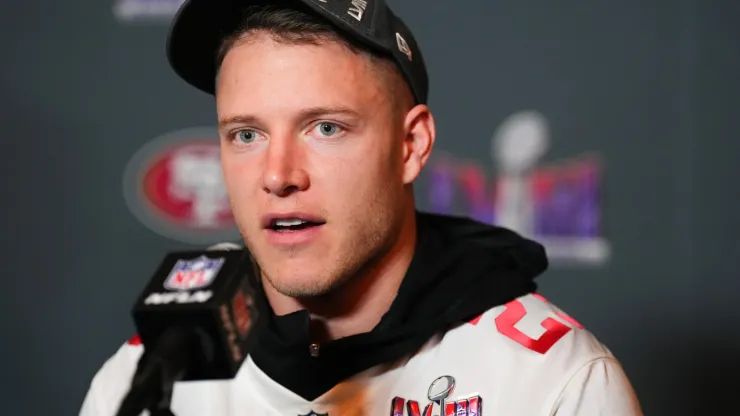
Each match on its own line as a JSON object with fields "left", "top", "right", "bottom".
{"left": 262, "top": 204, "right": 418, "bottom": 343}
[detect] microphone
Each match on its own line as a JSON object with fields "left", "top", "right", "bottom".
{"left": 115, "top": 243, "right": 259, "bottom": 416}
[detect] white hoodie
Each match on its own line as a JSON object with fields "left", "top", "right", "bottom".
{"left": 80, "top": 293, "right": 642, "bottom": 416}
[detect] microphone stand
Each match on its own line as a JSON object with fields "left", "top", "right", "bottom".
{"left": 116, "top": 328, "right": 197, "bottom": 416}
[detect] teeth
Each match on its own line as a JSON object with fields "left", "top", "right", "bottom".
{"left": 275, "top": 219, "right": 306, "bottom": 227}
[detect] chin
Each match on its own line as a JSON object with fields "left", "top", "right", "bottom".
{"left": 262, "top": 263, "right": 341, "bottom": 298}
{"left": 269, "top": 275, "right": 340, "bottom": 298}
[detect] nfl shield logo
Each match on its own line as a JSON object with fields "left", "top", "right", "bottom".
{"left": 164, "top": 256, "right": 224, "bottom": 291}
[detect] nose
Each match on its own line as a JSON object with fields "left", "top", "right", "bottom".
{"left": 261, "top": 136, "right": 309, "bottom": 197}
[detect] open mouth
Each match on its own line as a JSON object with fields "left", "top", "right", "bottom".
{"left": 269, "top": 218, "right": 325, "bottom": 232}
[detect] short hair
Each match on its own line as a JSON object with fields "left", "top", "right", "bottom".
{"left": 215, "top": 5, "right": 414, "bottom": 111}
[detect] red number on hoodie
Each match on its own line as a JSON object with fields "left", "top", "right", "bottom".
{"left": 494, "top": 295, "right": 582, "bottom": 354}
{"left": 532, "top": 293, "right": 584, "bottom": 330}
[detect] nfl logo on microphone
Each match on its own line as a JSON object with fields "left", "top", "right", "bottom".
{"left": 164, "top": 256, "right": 224, "bottom": 291}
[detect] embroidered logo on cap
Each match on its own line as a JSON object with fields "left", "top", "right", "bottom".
{"left": 347, "top": 0, "right": 368, "bottom": 22}
{"left": 396, "top": 33, "right": 412, "bottom": 61}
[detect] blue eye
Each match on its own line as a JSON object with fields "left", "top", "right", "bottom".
{"left": 236, "top": 130, "right": 258, "bottom": 143}
{"left": 316, "top": 122, "right": 338, "bottom": 136}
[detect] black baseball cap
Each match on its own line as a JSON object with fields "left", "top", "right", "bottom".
{"left": 166, "top": 0, "right": 429, "bottom": 104}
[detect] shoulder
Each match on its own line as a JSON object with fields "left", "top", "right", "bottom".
{"left": 400, "top": 294, "right": 642, "bottom": 415}
{"left": 437, "top": 293, "right": 614, "bottom": 382}
{"left": 473, "top": 292, "right": 610, "bottom": 359}
{"left": 79, "top": 336, "right": 143, "bottom": 416}
{"left": 426, "top": 293, "right": 640, "bottom": 412}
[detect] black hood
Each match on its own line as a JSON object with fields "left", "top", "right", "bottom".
{"left": 249, "top": 212, "right": 548, "bottom": 400}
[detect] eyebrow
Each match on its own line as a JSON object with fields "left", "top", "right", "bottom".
{"left": 218, "top": 106, "right": 361, "bottom": 129}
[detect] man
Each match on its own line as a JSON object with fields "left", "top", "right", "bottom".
{"left": 81, "top": 0, "right": 643, "bottom": 414}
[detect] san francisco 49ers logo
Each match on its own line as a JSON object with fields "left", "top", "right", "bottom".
{"left": 391, "top": 376, "right": 482, "bottom": 416}
{"left": 123, "top": 127, "right": 241, "bottom": 244}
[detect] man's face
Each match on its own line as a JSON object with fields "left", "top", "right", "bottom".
{"left": 216, "top": 33, "right": 414, "bottom": 297}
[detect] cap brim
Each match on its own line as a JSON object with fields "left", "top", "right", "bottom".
{"left": 166, "top": 0, "right": 393, "bottom": 96}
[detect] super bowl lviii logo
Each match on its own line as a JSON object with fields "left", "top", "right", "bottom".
{"left": 425, "top": 111, "right": 611, "bottom": 265}
{"left": 392, "top": 375, "right": 482, "bottom": 416}
{"left": 123, "top": 127, "right": 240, "bottom": 244}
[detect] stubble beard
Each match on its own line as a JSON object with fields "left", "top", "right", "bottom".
{"left": 262, "top": 226, "right": 388, "bottom": 299}
{"left": 247, "top": 209, "right": 400, "bottom": 300}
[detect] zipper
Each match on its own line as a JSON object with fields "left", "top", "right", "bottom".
{"left": 309, "top": 343, "right": 320, "bottom": 358}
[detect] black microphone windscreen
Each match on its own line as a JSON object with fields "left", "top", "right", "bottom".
{"left": 131, "top": 247, "right": 259, "bottom": 381}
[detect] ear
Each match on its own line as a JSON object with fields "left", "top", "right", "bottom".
{"left": 401, "top": 104, "right": 436, "bottom": 184}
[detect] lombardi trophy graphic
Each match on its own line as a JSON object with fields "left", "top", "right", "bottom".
{"left": 491, "top": 111, "right": 550, "bottom": 238}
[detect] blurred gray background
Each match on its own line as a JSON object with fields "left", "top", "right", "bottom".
{"left": 1, "top": 0, "right": 738, "bottom": 414}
